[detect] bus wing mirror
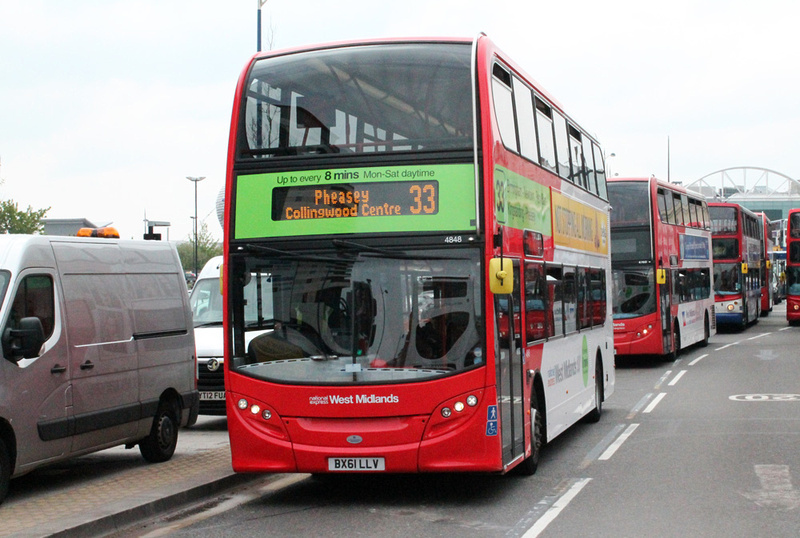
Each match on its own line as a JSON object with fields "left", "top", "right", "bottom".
{"left": 656, "top": 269, "right": 667, "bottom": 285}
{"left": 741, "top": 262, "right": 748, "bottom": 274}
{"left": 489, "top": 258, "right": 513, "bottom": 295}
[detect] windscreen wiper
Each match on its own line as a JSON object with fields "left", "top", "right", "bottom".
{"left": 331, "top": 239, "right": 469, "bottom": 260}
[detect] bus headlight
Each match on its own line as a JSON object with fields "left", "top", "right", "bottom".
{"left": 238, "top": 398, "right": 248, "bottom": 410}
{"left": 727, "top": 304, "right": 735, "bottom": 312}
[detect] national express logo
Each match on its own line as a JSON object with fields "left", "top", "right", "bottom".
{"left": 309, "top": 394, "right": 399, "bottom": 405}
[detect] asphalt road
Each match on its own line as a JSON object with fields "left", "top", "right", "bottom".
{"left": 107, "top": 303, "right": 800, "bottom": 537}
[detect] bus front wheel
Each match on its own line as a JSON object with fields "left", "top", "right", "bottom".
{"left": 518, "top": 384, "right": 544, "bottom": 476}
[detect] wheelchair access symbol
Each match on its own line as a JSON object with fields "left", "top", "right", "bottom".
{"left": 486, "top": 405, "right": 498, "bottom": 436}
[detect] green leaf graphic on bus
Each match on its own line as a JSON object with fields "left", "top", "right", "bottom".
{"left": 493, "top": 165, "right": 551, "bottom": 234}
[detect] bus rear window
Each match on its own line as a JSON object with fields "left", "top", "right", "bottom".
{"left": 239, "top": 43, "right": 474, "bottom": 159}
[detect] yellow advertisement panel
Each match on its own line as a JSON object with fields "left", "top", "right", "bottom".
{"left": 551, "top": 191, "right": 608, "bottom": 255}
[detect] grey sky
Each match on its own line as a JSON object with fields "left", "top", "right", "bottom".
{"left": 1, "top": 0, "right": 797, "bottom": 240}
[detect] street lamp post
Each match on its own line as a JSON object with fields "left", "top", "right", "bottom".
{"left": 186, "top": 176, "right": 206, "bottom": 278}
{"left": 257, "top": 0, "right": 269, "bottom": 51}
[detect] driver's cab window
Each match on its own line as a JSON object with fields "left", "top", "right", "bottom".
{"left": 5, "top": 275, "right": 55, "bottom": 347}
{"left": 7, "top": 275, "right": 55, "bottom": 338}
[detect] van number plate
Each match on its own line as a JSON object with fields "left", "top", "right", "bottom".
{"left": 200, "top": 391, "right": 226, "bottom": 401}
{"left": 328, "top": 457, "right": 385, "bottom": 471}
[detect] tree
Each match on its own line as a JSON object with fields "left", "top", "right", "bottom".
{"left": 0, "top": 200, "right": 49, "bottom": 234}
{"left": 177, "top": 221, "right": 222, "bottom": 275}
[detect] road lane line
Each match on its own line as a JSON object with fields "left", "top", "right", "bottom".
{"left": 655, "top": 370, "right": 672, "bottom": 389}
{"left": 747, "top": 333, "right": 770, "bottom": 340}
{"left": 715, "top": 341, "right": 740, "bottom": 351}
{"left": 627, "top": 393, "right": 654, "bottom": 419}
{"left": 581, "top": 424, "right": 626, "bottom": 467}
{"left": 688, "top": 353, "right": 708, "bottom": 366}
{"left": 598, "top": 423, "right": 639, "bottom": 461}
{"left": 643, "top": 392, "right": 667, "bottom": 413}
{"left": 780, "top": 327, "right": 792, "bottom": 331}
{"left": 522, "top": 478, "right": 592, "bottom": 538}
{"left": 668, "top": 370, "right": 687, "bottom": 386}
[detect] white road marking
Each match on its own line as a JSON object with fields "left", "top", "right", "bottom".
{"left": 599, "top": 423, "right": 639, "bottom": 461}
{"left": 715, "top": 341, "right": 740, "bottom": 351}
{"left": 643, "top": 392, "right": 667, "bottom": 413}
{"left": 522, "top": 478, "right": 593, "bottom": 538}
{"left": 668, "top": 370, "right": 687, "bottom": 386}
{"left": 654, "top": 370, "right": 672, "bottom": 389}
{"left": 688, "top": 353, "right": 708, "bottom": 366}
{"left": 747, "top": 332, "right": 770, "bottom": 340}
{"left": 742, "top": 465, "right": 800, "bottom": 511}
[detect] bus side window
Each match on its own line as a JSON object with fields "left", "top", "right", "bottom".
{"left": 513, "top": 77, "right": 538, "bottom": 162}
{"left": 553, "top": 112, "right": 570, "bottom": 180}
{"left": 577, "top": 267, "right": 591, "bottom": 329}
{"left": 524, "top": 262, "right": 546, "bottom": 343}
{"left": 546, "top": 265, "right": 563, "bottom": 338}
{"left": 563, "top": 266, "right": 577, "bottom": 334}
{"left": 656, "top": 189, "right": 668, "bottom": 223}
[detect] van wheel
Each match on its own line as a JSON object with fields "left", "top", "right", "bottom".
{"left": 140, "top": 399, "right": 180, "bottom": 463}
{"left": 0, "top": 438, "right": 10, "bottom": 505}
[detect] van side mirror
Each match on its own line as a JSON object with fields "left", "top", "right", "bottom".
{"left": 489, "top": 258, "right": 513, "bottom": 294}
{"left": 2, "top": 317, "right": 45, "bottom": 362}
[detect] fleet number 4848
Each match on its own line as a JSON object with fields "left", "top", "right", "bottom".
{"left": 444, "top": 236, "right": 463, "bottom": 244}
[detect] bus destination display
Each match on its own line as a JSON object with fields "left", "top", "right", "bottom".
{"left": 273, "top": 181, "right": 438, "bottom": 221}
{"left": 233, "top": 163, "right": 476, "bottom": 239}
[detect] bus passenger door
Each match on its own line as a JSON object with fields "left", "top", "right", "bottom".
{"left": 495, "top": 261, "right": 524, "bottom": 466}
{"left": 660, "top": 270, "right": 673, "bottom": 354}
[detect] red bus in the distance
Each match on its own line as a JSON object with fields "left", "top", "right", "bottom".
{"left": 608, "top": 177, "right": 714, "bottom": 359}
{"left": 709, "top": 202, "right": 763, "bottom": 327}
{"left": 786, "top": 208, "right": 800, "bottom": 324}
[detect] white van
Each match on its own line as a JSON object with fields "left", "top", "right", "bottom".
{"left": 189, "top": 256, "right": 272, "bottom": 415}
{"left": 0, "top": 234, "right": 199, "bottom": 504}
{"left": 189, "top": 256, "right": 226, "bottom": 415}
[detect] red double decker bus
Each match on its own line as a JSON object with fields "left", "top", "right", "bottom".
{"left": 756, "top": 212, "right": 774, "bottom": 317}
{"left": 786, "top": 209, "right": 800, "bottom": 324}
{"left": 221, "top": 36, "right": 614, "bottom": 476}
{"left": 709, "top": 202, "right": 763, "bottom": 327}
{"left": 608, "top": 177, "right": 714, "bottom": 359}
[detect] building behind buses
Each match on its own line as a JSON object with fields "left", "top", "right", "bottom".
{"left": 0, "top": 233, "right": 199, "bottom": 504}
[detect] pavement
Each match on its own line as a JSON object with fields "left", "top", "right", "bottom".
{"left": 0, "top": 417, "right": 257, "bottom": 538}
